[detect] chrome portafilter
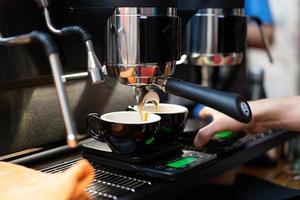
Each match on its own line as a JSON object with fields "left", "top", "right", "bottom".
{"left": 134, "top": 87, "right": 160, "bottom": 109}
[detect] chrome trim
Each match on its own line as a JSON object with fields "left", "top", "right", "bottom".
{"left": 176, "top": 54, "right": 188, "bottom": 65}
{"left": 196, "top": 8, "right": 244, "bottom": 16}
{"left": 41, "top": 7, "right": 104, "bottom": 83}
{"left": 114, "top": 7, "right": 177, "bottom": 16}
{"left": 188, "top": 53, "right": 244, "bottom": 66}
{"left": 49, "top": 54, "right": 78, "bottom": 147}
{"left": 86, "top": 40, "right": 105, "bottom": 83}
{"left": 61, "top": 72, "right": 88, "bottom": 82}
{"left": 133, "top": 87, "right": 160, "bottom": 108}
{"left": 44, "top": 8, "right": 63, "bottom": 35}
{"left": 0, "top": 33, "right": 31, "bottom": 46}
{"left": 106, "top": 62, "right": 176, "bottom": 86}
{"left": 152, "top": 77, "right": 168, "bottom": 92}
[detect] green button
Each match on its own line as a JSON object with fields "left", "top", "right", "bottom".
{"left": 146, "top": 137, "right": 155, "bottom": 145}
{"left": 166, "top": 157, "right": 198, "bottom": 168}
{"left": 214, "top": 131, "right": 234, "bottom": 139}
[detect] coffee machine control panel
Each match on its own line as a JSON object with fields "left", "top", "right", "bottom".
{"left": 138, "top": 150, "right": 217, "bottom": 180}
{"left": 83, "top": 142, "right": 217, "bottom": 181}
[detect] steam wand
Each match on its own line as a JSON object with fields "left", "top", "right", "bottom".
{"left": 0, "top": 31, "right": 78, "bottom": 148}
{"left": 35, "top": 0, "right": 105, "bottom": 83}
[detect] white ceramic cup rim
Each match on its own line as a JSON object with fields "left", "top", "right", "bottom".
{"left": 100, "top": 111, "right": 161, "bottom": 124}
{"left": 133, "top": 103, "right": 188, "bottom": 114}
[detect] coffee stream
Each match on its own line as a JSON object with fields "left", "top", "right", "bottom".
{"left": 136, "top": 90, "right": 160, "bottom": 122}
{"left": 138, "top": 101, "right": 158, "bottom": 122}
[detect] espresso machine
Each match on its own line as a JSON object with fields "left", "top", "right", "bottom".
{"left": 180, "top": 0, "right": 247, "bottom": 67}
{"left": 0, "top": 0, "right": 251, "bottom": 181}
{"left": 69, "top": 0, "right": 253, "bottom": 180}
{"left": 177, "top": 0, "right": 272, "bottom": 89}
{"left": 70, "top": 0, "right": 251, "bottom": 123}
{"left": 42, "top": 0, "right": 251, "bottom": 122}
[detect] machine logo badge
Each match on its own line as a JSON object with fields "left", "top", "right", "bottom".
{"left": 240, "top": 102, "right": 250, "bottom": 117}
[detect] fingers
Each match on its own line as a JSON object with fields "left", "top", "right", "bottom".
{"left": 194, "top": 122, "right": 219, "bottom": 147}
{"left": 67, "top": 159, "right": 94, "bottom": 190}
{"left": 64, "top": 159, "right": 95, "bottom": 199}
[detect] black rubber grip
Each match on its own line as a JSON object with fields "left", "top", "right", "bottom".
{"left": 165, "top": 78, "right": 252, "bottom": 123}
{"left": 29, "top": 31, "right": 58, "bottom": 55}
{"left": 60, "top": 26, "right": 92, "bottom": 42}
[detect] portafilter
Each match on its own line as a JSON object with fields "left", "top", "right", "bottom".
{"left": 104, "top": 4, "right": 251, "bottom": 124}
{"left": 105, "top": 7, "right": 181, "bottom": 86}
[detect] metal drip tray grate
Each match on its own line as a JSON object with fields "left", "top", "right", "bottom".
{"left": 40, "top": 159, "right": 152, "bottom": 199}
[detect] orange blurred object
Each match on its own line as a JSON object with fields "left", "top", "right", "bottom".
{"left": 0, "top": 159, "right": 94, "bottom": 200}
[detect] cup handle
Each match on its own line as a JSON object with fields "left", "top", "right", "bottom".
{"left": 86, "top": 113, "right": 105, "bottom": 142}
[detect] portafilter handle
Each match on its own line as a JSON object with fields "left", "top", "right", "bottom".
{"left": 153, "top": 78, "right": 252, "bottom": 123}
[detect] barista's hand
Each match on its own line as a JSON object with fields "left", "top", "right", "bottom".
{"left": 194, "top": 105, "right": 265, "bottom": 148}
{"left": 194, "top": 97, "right": 300, "bottom": 147}
{"left": 0, "top": 159, "right": 94, "bottom": 200}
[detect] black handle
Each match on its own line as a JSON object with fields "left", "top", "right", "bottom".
{"left": 86, "top": 113, "right": 105, "bottom": 142}
{"left": 164, "top": 78, "right": 252, "bottom": 123}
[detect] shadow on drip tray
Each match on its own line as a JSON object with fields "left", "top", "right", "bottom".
{"left": 82, "top": 139, "right": 217, "bottom": 181}
{"left": 82, "top": 140, "right": 183, "bottom": 164}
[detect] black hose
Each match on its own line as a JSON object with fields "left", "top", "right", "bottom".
{"left": 60, "top": 26, "right": 92, "bottom": 42}
{"left": 29, "top": 31, "right": 58, "bottom": 55}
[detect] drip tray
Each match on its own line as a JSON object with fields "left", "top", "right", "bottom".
{"left": 82, "top": 140, "right": 217, "bottom": 181}
{"left": 82, "top": 140, "right": 183, "bottom": 164}
{"left": 41, "top": 158, "right": 153, "bottom": 200}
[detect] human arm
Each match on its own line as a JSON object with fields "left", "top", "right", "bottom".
{"left": 245, "top": 0, "right": 274, "bottom": 48}
{"left": 194, "top": 96, "right": 300, "bottom": 147}
{"left": 248, "top": 24, "right": 274, "bottom": 48}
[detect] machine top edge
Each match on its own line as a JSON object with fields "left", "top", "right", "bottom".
{"left": 177, "top": 0, "right": 244, "bottom": 9}
{"left": 67, "top": 0, "right": 177, "bottom": 9}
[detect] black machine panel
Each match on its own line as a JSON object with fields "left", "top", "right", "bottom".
{"left": 67, "top": 0, "right": 177, "bottom": 8}
{"left": 178, "top": 0, "right": 244, "bottom": 9}
{"left": 0, "top": 0, "right": 135, "bottom": 157}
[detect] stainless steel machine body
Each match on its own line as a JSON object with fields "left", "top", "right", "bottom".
{"left": 0, "top": 0, "right": 253, "bottom": 158}
{"left": 105, "top": 7, "right": 181, "bottom": 86}
{"left": 185, "top": 8, "right": 246, "bottom": 66}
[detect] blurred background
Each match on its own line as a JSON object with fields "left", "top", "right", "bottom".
{"left": 247, "top": 0, "right": 300, "bottom": 97}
